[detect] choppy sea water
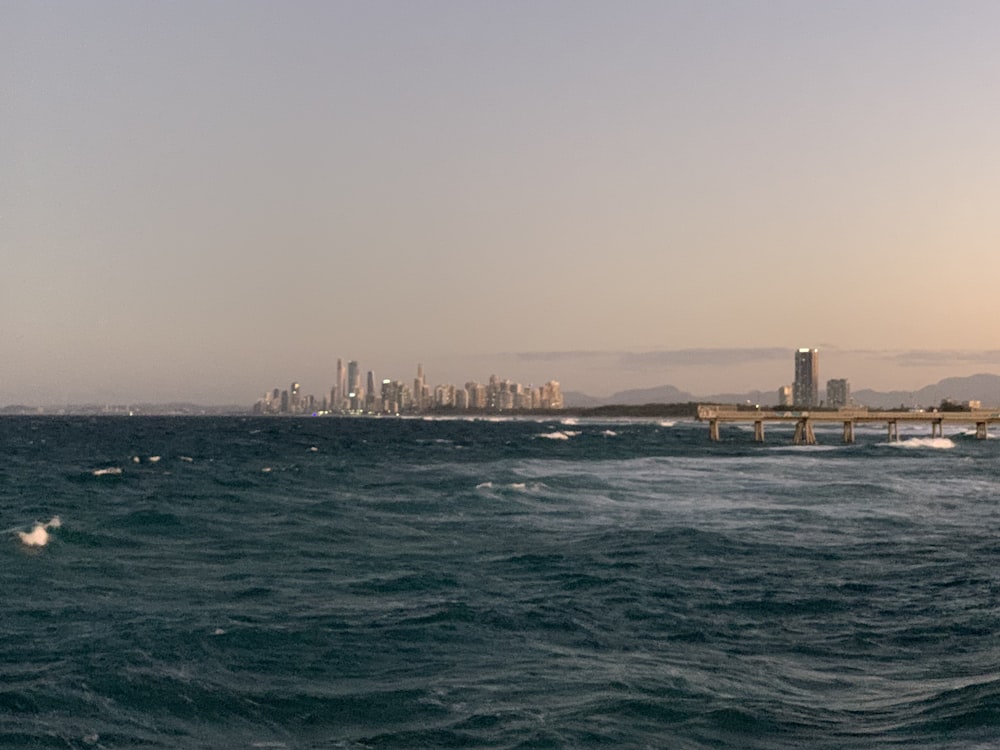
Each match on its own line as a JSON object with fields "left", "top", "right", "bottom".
{"left": 2, "top": 415, "right": 1000, "bottom": 749}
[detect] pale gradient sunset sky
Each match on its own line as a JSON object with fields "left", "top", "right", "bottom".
{"left": 4, "top": 1, "right": 1000, "bottom": 404}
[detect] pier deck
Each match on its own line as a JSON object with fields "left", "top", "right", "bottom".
{"left": 696, "top": 406, "right": 1000, "bottom": 444}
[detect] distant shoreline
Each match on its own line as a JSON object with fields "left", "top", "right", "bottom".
{"left": 0, "top": 403, "right": 701, "bottom": 418}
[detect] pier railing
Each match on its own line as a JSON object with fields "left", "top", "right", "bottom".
{"left": 696, "top": 405, "right": 1000, "bottom": 444}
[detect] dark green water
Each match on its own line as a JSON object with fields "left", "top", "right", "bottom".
{"left": 2, "top": 416, "right": 999, "bottom": 748}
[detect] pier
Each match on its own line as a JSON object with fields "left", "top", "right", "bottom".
{"left": 697, "top": 406, "right": 1000, "bottom": 444}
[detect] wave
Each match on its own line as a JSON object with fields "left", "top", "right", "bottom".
{"left": 17, "top": 516, "right": 61, "bottom": 547}
{"left": 476, "top": 481, "right": 543, "bottom": 493}
{"left": 767, "top": 444, "right": 845, "bottom": 452}
{"left": 538, "top": 431, "right": 581, "bottom": 440}
{"left": 959, "top": 428, "right": 997, "bottom": 439}
{"left": 885, "top": 437, "right": 956, "bottom": 450}
{"left": 92, "top": 467, "right": 123, "bottom": 476}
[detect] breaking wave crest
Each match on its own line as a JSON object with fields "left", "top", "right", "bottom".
{"left": 887, "top": 437, "right": 956, "bottom": 450}
{"left": 537, "top": 430, "right": 581, "bottom": 440}
{"left": 17, "top": 516, "right": 61, "bottom": 547}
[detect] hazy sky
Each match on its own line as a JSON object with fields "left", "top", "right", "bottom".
{"left": 4, "top": 1, "right": 1000, "bottom": 404}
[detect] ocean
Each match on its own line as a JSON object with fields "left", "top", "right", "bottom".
{"left": 2, "top": 415, "right": 999, "bottom": 748}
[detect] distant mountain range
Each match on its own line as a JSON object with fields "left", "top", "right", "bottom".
{"left": 563, "top": 373, "right": 1000, "bottom": 410}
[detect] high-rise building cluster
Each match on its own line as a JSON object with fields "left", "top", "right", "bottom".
{"left": 252, "top": 360, "right": 563, "bottom": 415}
{"left": 778, "top": 348, "right": 850, "bottom": 408}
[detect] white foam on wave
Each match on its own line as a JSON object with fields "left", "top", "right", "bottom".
{"left": 560, "top": 417, "right": 579, "bottom": 426}
{"left": 658, "top": 420, "right": 676, "bottom": 428}
{"left": 767, "top": 444, "right": 843, "bottom": 452}
{"left": 886, "top": 437, "right": 956, "bottom": 450}
{"left": 17, "top": 516, "right": 61, "bottom": 547}
{"left": 148, "top": 456, "right": 161, "bottom": 463}
{"left": 601, "top": 430, "right": 617, "bottom": 437}
{"left": 179, "top": 456, "right": 194, "bottom": 463}
{"left": 538, "top": 430, "right": 581, "bottom": 440}
{"left": 19, "top": 525, "right": 48, "bottom": 547}
{"left": 959, "top": 428, "right": 996, "bottom": 439}
{"left": 476, "top": 481, "right": 542, "bottom": 493}
{"left": 92, "top": 467, "right": 122, "bottom": 476}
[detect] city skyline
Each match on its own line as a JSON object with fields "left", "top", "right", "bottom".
{"left": 253, "top": 360, "right": 564, "bottom": 415}
{"left": 5, "top": 2, "right": 1000, "bottom": 405}
{"left": 5, "top": 345, "right": 1000, "bottom": 408}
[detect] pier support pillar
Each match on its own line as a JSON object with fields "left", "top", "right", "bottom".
{"left": 709, "top": 419, "right": 720, "bottom": 442}
{"left": 794, "top": 418, "right": 816, "bottom": 445}
{"left": 976, "top": 422, "right": 988, "bottom": 440}
{"left": 753, "top": 420, "right": 765, "bottom": 442}
{"left": 842, "top": 421, "right": 855, "bottom": 444}
{"left": 887, "top": 421, "right": 898, "bottom": 442}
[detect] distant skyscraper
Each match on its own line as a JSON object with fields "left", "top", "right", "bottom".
{"left": 793, "top": 349, "right": 819, "bottom": 407}
{"left": 827, "top": 378, "right": 850, "bottom": 408}
{"left": 777, "top": 385, "right": 793, "bottom": 407}
{"left": 335, "top": 358, "right": 346, "bottom": 409}
{"left": 381, "top": 379, "right": 402, "bottom": 414}
{"left": 414, "top": 363, "right": 426, "bottom": 411}
{"left": 365, "top": 370, "right": 377, "bottom": 411}
{"left": 540, "top": 381, "right": 563, "bottom": 410}
{"left": 466, "top": 382, "right": 487, "bottom": 409}
{"left": 347, "top": 360, "right": 361, "bottom": 412}
{"left": 347, "top": 360, "right": 360, "bottom": 395}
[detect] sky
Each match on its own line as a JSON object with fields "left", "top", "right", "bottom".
{"left": 4, "top": 1, "right": 1000, "bottom": 404}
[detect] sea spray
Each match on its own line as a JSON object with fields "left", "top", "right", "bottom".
{"left": 17, "top": 516, "right": 61, "bottom": 547}
{"left": 887, "top": 437, "right": 956, "bottom": 450}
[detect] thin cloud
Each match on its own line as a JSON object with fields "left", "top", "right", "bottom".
{"left": 513, "top": 347, "right": 791, "bottom": 368}
{"left": 513, "top": 350, "right": 616, "bottom": 362}
{"left": 891, "top": 350, "right": 1000, "bottom": 367}
{"left": 618, "top": 348, "right": 789, "bottom": 369}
